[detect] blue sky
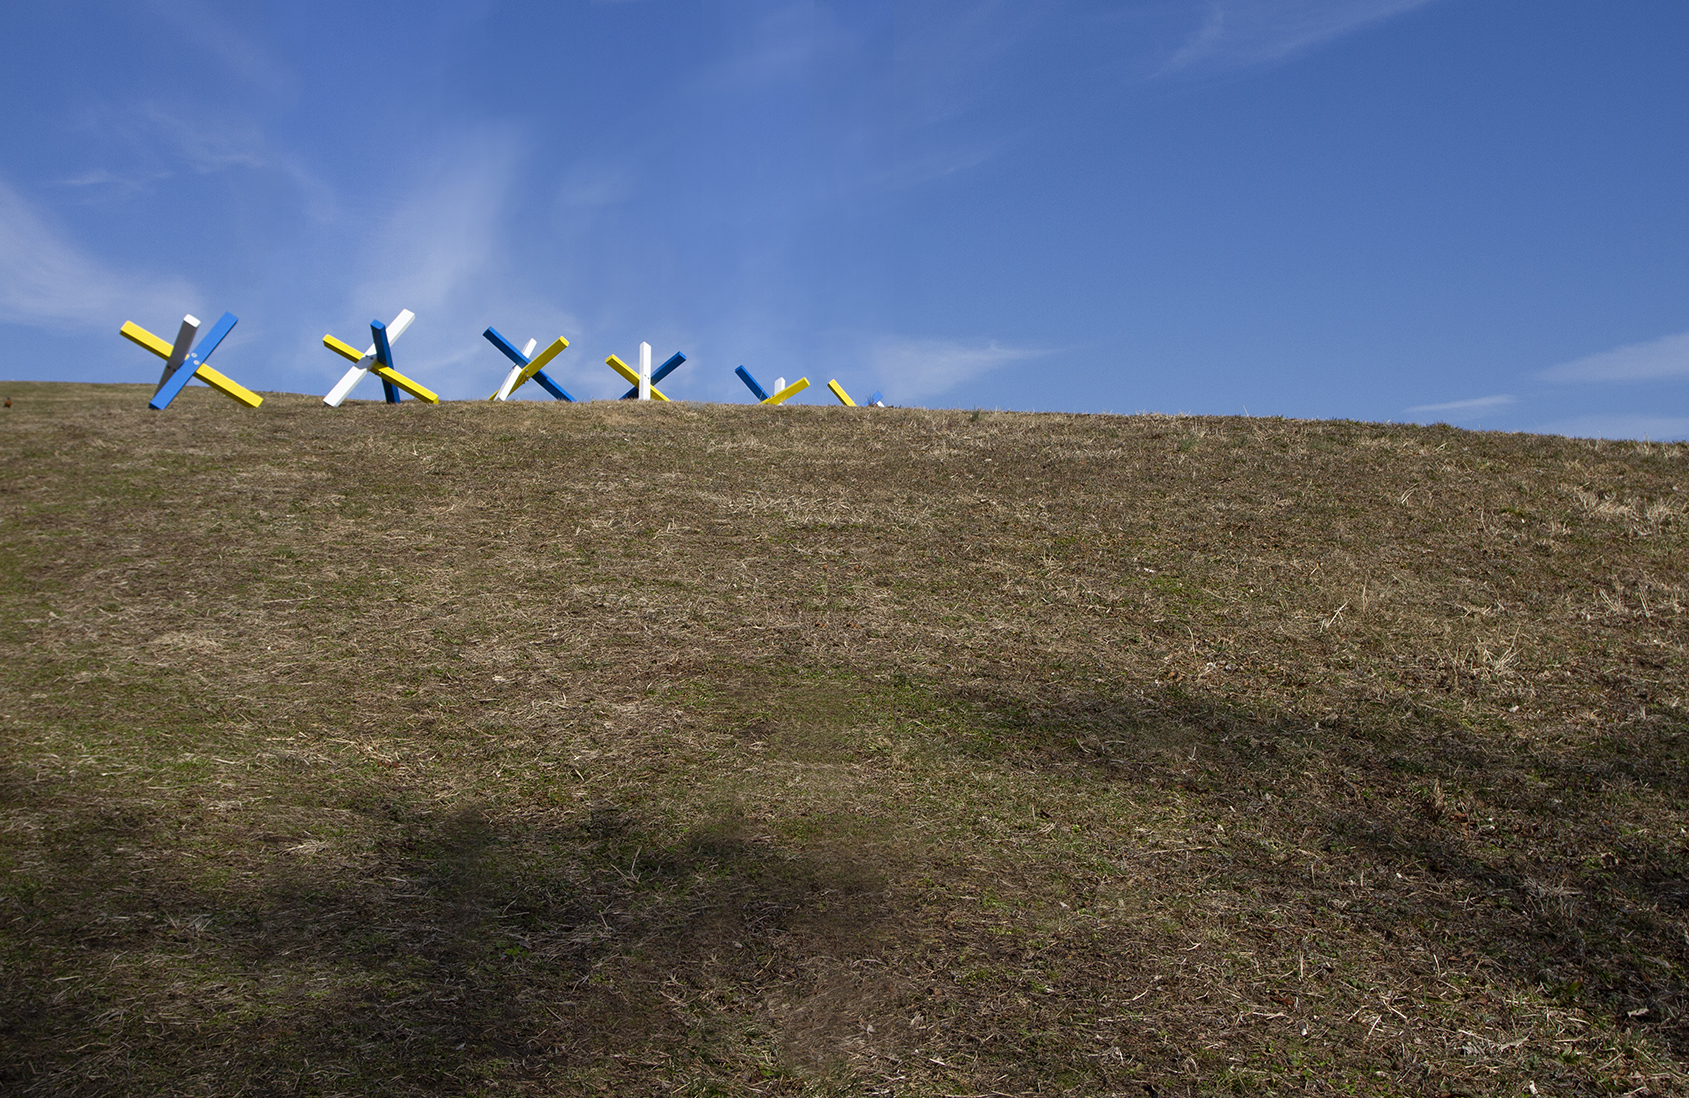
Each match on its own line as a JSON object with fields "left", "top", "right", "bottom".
{"left": 2, "top": 1, "right": 1687, "bottom": 437}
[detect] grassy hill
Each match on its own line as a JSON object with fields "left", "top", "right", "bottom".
{"left": 2, "top": 381, "right": 1687, "bottom": 1096}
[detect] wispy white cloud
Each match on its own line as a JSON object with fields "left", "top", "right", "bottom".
{"left": 555, "top": 161, "right": 634, "bottom": 212}
{"left": 139, "top": 104, "right": 273, "bottom": 175}
{"left": 59, "top": 167, "right": 173, "bottom": 193}
{"left": 889, "top": 1, "right": 1047, "bottom": 128}
{"left": 861, "top": 136, "right": 1012, "bottom": 192}
{"left": 701, "top": 1, "right": 854, "bottom": 92}
{"left": 0, "top": 178, "right": 198, "bottom": 330}
{"left": 323, "top": 131, "right": 587, "bottom": 399}
{"left": 870, "top": 336, "right": 1044, "bottom": 403}
{"left": 693, "top": 2, "right": 1027, "bottom": 194}
{"left": 1405, "top": 393, "right": 1516, "bottom": 415}
{"left": 143, "top": 0, "right": 296, "bottom": 98}
{"left": 1535, "top": 414, "right": 1689, "bottom": 442}
{"left": 349, "top": 156, "right": 509, "bottom": 319}
{"left": 1160, "top": 0, "right": 1440, "bottom": 76}
{"left": 56, "top": 101, "right": 337, "bottom": 221}
{"left": 1538, "top": 330, "right": 1689, "bottom": 384}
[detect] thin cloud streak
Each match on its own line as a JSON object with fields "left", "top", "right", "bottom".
{"left": 349, "top": 159, "right": 508, "bottom": 319}
{"left": 700, "top": 1, "right": 852, "bottom": 93}
{"left": 1405, "top": 393, "right": 1516, "bottom": 414}
{"left": 140, "top": 104, "right": 273, "bottom": 175}
{"left": 1538, "top": 330, "right": 1689, "bottom": 383}
{"left": 59, "top": 101, "right": 338, "bottom": 221}
{"left": 870, "top": 336, "right": 1044, "bottom": 403}
{"left": 1160, "top": 0, "right": 1440, "bottom": 76}
{"left": 0, "top": 178, "right": 198, "bottom": 330}
{"left": 860, "top": 136, "right": 1012, "bottom": 192}
{"left": 889, "top": 1, "right": 1047, "bottom": 128}
{"left": 143, "top": 0, "right": 296, "bottom": 98}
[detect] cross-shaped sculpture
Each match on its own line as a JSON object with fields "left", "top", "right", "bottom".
{"left": 120, "top": 312, "right": 262, "bottom": 410}
{"left": 485, "top": 328, "right": 573, "bottom": 401}
{"left": 606, "top": 342, "right": 687, "bottom": 401}
{"left": 322, "top": 310, "right": 439, "bottom": 406}
{"left": 735, "top": 366, "right": 809, "bottom": 405}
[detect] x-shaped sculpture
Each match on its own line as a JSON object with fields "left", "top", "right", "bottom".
{"left": 121, "top": 312, "right": 261, "bottom": 410}
{"left": 322, "top": 310, "right": 439, "bottom": 406}
{"left": 735, "top": 366, "right": 809, "bottom": 405}
{"left": 606, "top": 342, "right": 686, "bottom": 401}
{"left": 484, "top": 328, "right": 573, "bottom": 401}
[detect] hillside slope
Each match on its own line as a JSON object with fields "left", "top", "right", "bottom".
{"left": 3, "top": 382, "right": 1687, "bottom": 1096}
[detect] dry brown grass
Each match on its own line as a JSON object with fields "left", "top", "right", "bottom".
{"left": 2, "top": 381, "right": 1687, "bottom": 1096}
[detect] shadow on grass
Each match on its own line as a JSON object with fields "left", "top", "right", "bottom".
{"left": 1, "top": 790, "right": 893, "bottom": 1097}
{"left": 940, "top": 679, "right": 1689, "bottom": 1055}
{"left": 7, "top": 670, "right": 1689, "bottom": 1094}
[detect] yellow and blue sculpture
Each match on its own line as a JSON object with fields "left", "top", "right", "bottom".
{"left": 322, "top": 309, "right": 439, "bottom": 406}
{"left": 485, "top": 328, "right": 573, "bottom": 401}
{"left": 606, "top": 342, "right": 687, "bottom": 400}
{"left": 120, "top": 312, "right": 262, "bottom": 410}
{"left": 736, "top": 366, "right": 809, "bottom": 405}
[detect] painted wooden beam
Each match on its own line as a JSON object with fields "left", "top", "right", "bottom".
{"left": 763, "top": 377, "right": 809, "bottom": 405}
{"left": 530, "top": 370, "right": 575, "bottom": 401}
{"left": 120, "top": 321, "right": 176, "bottom": 359}
{"left": 371, "top": 365, "right": 439, "bottom": 403}
{"left": 370, "top": 320, "right": 403, "bottom": 404}
{"left": 190, "top": 364, "right": 263, "bottom": 408}
{"left": 735, "top": 365, "right": 770, "bottom": 401}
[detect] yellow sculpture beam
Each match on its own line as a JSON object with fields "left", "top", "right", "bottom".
{"left": 764, "top": 377, "right": 809, "bottom": 405}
